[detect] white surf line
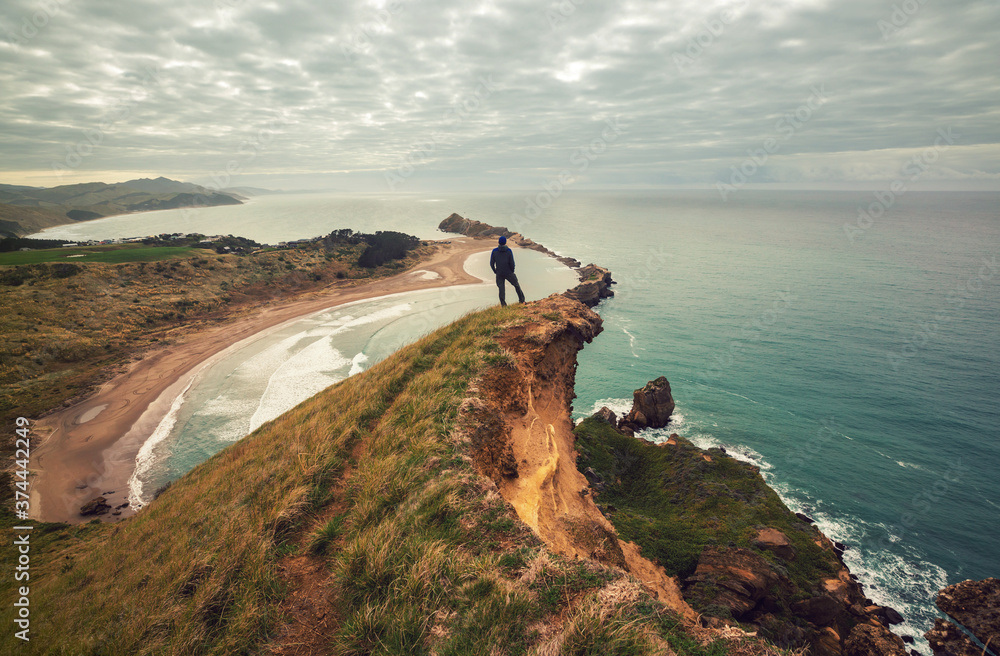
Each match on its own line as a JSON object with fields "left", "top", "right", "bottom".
{"left": 247, "top": 302, "right": 413, "bottom": 433}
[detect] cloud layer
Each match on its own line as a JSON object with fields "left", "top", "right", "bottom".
{"left": 1, "top": 0, "right": 998, "bottom": 190}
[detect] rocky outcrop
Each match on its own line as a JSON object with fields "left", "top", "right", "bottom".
{"left": 439, "top": 213, "right": 511, "bottom": 240}
{"left": 685, "top": 547, "right": 785, "bottom": 619}
{"left": 754, "top": 527, "right": 796, "bottom": 561}
{"left": 463, "top": 293, "right": 698, "bottom": 621}
{"left": 927, "top": 578, "right": 1000, "bottom": 656}
{"left": 79, "top": 496, "right": 111, "bottom": 516}
{"left": 593, "top": 406, "right": 617, "bottom": 425}
{"left": 563, "top": 264, "right": 615, "bottom": 308}
{"left": 843, "top": 623, "right": 908, "bottom": 656}
{"left": 618, "top": 376, "right": 675, "bottom": 434}
{"left": 926, "top": 619, "right": 984, "bottom": 656}
{"left": 438, "top": 213, "right": 583, "bottom": 268}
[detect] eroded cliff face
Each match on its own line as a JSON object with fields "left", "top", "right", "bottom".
{"left": 462, "top": 292, "right": 697, "bottom": 621}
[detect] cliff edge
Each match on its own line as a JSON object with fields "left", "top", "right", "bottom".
{"left": 464, "top": 293, "right": 698, "bottom": 621}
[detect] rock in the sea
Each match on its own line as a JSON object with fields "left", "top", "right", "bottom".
{"left": 796, "top": 512, "right": 816, "bottom": 524}
{"left": 884, "top": 606, "right": 905, "bottom": 625}
{"left": 844, "top": 623, "right": 908, "bottom": 656}
{"left": 79, "top": 496, "right": 111, "bottom": 516}
{"left": 925, "top": 618, "right": 984, "bottom": 656}
{"left": 563, "top": 264, "right": 615, "bottom": 308}
{"left": 592, "top": 406, "right": 617, "bottom": 425}
{"left": 619, "top": 376, "right": 675, "bottom": 433}
{"left": 866, "top": 605, "right": 906, "bottom": 626}
{"left": 754, "top": 527, "right": 796, "bottom": 560}
{"left": 935, "top": 578, "right": 1000, "bottom": 651}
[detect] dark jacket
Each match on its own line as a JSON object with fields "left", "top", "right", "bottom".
{"left": 490, "top": 245, "right": 515, "bottom": 276}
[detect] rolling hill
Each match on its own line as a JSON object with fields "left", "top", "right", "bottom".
{"left": 0, "top": 177, "right": 242, "bottom": 237}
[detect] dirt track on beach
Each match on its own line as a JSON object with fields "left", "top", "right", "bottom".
{"left": 29, "top": 238, "right": 493, "bottom": 524}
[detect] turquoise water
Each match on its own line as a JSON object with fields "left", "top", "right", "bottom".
{"left": 35, "top": 190, "right": 1000, "bottom": 651}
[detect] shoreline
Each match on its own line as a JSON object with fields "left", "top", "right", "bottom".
{"left": 29, "top": 237, "right": 496, "bottom": 524}
{"left": 123, "top": 273, "right": 500, "bottom": 509}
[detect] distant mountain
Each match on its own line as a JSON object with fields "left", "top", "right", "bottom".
{"left": 0, "top": 203, "right": 67, "bottom": 237}
{"left": 223, "top": 186, "right": 277, "bottom": 197}
{"left": 0, "top": 177, "right": 242, "bottom": 237}
{"left": 120, "top": 176, "right": 209, "bottom": 194}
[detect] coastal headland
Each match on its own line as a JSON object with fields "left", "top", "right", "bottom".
{"left": 9, "top": 214, "right": 994, "bottom": 655}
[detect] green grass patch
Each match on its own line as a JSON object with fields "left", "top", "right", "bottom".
{"left": 0, "top": 244, "right": 200, "bottom": 265}
{"left": 574, "top": 416, "right": 840, "bottom": 620}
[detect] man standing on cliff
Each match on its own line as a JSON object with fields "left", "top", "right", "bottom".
{"left": 490, "top": 235, "right": 525, "bottom": 306}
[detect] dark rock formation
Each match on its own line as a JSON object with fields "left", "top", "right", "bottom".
{"left": 563, "top": 264, "right": 615, "bottom": 308}
{"left": 618, "top": 376, "right": 675, "bottom": 433}
{"left": 79, "top": 496, "right": 111, "bottom": 516}
{"left": 927, "top": 578, "right": 1000, "bottom": 656}
{"left": 792, "top": 594, "right": 843, "bottom": 626}
{"left": 685, "top": 547, "right": 784, "bottom": 619}
{"left": 843, "top": 623, "right": 908, "bottom": 656}
{"left": 592, "top": 406, "right": 617, "bottom": 425}
{"left": 582, "top": 467, "right": 605, "bottom": 491}
{"left": 866, "top": 605, "right": 905, "bottom": 626}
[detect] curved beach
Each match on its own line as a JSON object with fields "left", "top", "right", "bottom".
{"left": 29, "top": 238, "right": 495, "bottom": 524}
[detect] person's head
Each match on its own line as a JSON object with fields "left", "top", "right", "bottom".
{"left": 498, "top": 236, "right": 507, "bottom": 246}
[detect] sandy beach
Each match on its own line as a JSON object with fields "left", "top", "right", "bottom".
{"left": 30, "top": 238, "right": 494, "bottom": 524}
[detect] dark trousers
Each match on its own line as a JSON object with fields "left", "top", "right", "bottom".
{"left": 496, "top": 272, "right": 525, "bottom": 306}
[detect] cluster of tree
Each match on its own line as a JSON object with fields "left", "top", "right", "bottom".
{"left": 141, "top": 233, "right": 262, "bottom": 253}
{"left": 321, "top": 229, "right": 421, "bottom": 268}
{"left": 0, "top": 237, "right": 69, "bottom": 252}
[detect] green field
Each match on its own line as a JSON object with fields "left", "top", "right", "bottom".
{"left": 0, "top": 244, "right": 201, "bottom": 265}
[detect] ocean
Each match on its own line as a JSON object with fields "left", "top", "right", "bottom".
{"left": 33, "top": 189, "right": 1000, "bottom": 652}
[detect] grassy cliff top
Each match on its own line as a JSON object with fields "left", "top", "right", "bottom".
{"left": 1, "top": 300, "right": 790, "bottom": 656}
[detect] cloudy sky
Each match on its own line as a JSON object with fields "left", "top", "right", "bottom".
{"left": 1, "top": 0, "right": 998, "bottom": 191}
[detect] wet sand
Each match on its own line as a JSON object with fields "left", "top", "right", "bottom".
{"left": 29, "top": 238, "right": 493, "bottom": 524}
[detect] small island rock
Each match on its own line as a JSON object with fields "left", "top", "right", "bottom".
{"left": 619, "top": 376, "right": 675, "bottom": 433}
